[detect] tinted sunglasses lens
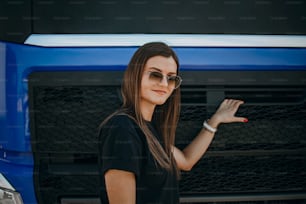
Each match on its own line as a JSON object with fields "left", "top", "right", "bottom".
{"left": 169, "top": 76, "right": 182, "bottom": 88}
{"left": 149, "top": 72, "right": 163, "bottom": 82}
{"left": 168, "top": 76, "right": 177, "bottom": 86}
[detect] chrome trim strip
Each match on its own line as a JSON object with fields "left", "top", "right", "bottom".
{"left": 24, "top": 34, "right": 306, "bottom": 47}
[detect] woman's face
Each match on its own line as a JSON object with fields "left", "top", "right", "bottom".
{"left": 140, "top": 55, "right": 178, "bottom": 108}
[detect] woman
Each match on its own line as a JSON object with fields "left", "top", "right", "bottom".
{"left": 98, "top": 42, "right": 247, "bottom": 204}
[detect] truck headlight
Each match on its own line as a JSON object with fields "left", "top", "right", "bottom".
{"left": 0, "top": 174, "right": 23, "bottom": 204}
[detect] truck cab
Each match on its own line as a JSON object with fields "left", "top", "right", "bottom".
{"left": 1, "top": 34, "right": 306, "bottom": 204}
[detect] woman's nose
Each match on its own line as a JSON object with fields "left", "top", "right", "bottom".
{"left": 159, "top": 76, "right": 169, "bottom": 87}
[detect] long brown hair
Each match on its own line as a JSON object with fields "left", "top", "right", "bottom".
{"left": 103, "top": 42, "right": 181, "bottom": 173}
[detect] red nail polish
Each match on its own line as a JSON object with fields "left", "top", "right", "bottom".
{"left": 243, "top": 118, "right": 249, "bottom": 123}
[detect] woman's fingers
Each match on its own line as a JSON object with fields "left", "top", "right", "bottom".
{"left": 223, "top": 99, "right": 244, "bottom": 108}
{"left": 233, "top": 116, "right": 248, "bottom": 123}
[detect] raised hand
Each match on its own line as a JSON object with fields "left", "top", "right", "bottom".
{"left": 209, "top": 99, "right": 248, "bottom": 128}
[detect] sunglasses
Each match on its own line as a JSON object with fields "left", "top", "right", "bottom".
{"left": 146, "top": 71, "right": 182, "bottom": 89}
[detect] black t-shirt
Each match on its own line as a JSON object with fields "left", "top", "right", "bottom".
{"left": 99, "top": 114, "right": 179, "bottom": 204}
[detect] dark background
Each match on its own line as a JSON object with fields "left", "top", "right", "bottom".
{"left": 1, "top": 0, "right": 306, "bottom": 43}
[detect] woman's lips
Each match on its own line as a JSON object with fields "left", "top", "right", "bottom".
{"left": 153, "top": 90, "right": 167, "bottom": 95}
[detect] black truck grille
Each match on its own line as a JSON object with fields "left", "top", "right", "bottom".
{"left": 32, "top": 86, "right": 121, "bottom": 153}
{"left": 29, "top": 71, "right": 306, "bottom": 204}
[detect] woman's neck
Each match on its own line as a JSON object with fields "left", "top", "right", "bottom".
{"left": 140, "top": 101, "right": 155, "bottom": 122}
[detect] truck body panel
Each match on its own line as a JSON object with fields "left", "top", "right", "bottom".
{"left": 1, "top": 37, "right": 306, "bottom": 203}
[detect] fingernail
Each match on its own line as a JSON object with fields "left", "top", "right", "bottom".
{"left": 243, "top": 118, "right": 249, "bottom": 123}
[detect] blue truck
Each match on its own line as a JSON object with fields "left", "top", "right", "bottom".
{"left": 0, "top": 34, "right": 306, "bottom": 204}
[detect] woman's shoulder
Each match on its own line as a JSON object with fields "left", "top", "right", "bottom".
{"left": 100, "top": 113, "right": 146, "bottom": 145}
{"left": 101, "top": 113, "right": 142, "bottom": 136}
{"left": 106, "top": 113, "right": 137, "bottom": 127}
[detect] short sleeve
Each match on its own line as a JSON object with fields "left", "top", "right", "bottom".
{"left": 99, "top": 115, "right": 144, "bottom": 177}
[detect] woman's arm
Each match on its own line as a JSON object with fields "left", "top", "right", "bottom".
{"left": 104, "top": 169, "right": 136, "bottom": 204}
{"left": 173, "top": 99, "right": 247, "bottom": 171}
